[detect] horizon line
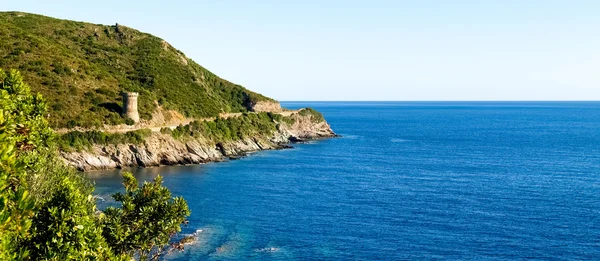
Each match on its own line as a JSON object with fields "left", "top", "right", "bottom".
{"left": 279, "top": 100, "right": 600, "bottom": 102}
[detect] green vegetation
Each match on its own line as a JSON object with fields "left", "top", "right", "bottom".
{"left": 171, "top": 112, "right": 282, "bottom": 141}
{"left": 0, "top": 69, "right": 190, "bottom": 260}
{"left": 0, "top": 12, "right": 273, "bottom": 128}
{"left": 0, "top": 69, "right": 39, "bottom": 260}
{"left": 299, "top": 108, "right": 325, "bottom": 123}
{"left": 55, "top": 108, "right": 325, "bottom": 151}
{"left": 57, "top": 112, "right": 297, "bottom": 150}
{"left": 103, "top": 173, "right": 190, "bottom": 259}
{"left": 58, "top": 129, "right": 152, "bottom": 151}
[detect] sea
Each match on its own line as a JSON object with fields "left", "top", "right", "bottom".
{"left": 89, "top": 101, "right": 600, "bottom": 260}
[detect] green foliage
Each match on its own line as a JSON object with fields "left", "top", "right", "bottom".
{"left": 171, "top": 112, "right": 280, "bottom": 141}
{"left": 102, "top": 173, "right": 190, "bottom": 260}
{"left": 23, "top": 174, "right": 123, "bottom": 260}
{"left": 53, "top": 112, "right": 301, "bottom": 152}
{"left": 0, "top": 69, "right": 50, "bottom": 260}
{"left": 124, "top": 118, "right": 135, "bottom": 126}
{"left": 0, "top": 132, "right": 35, "bottom": 260}
{"left": 58, "top": 129, "right": 152, "bottom": 151}
{"left": 56, "top": 112, "right": 302, "bottom": 150}
{"left": 0, "top": 70, "right": 191, "bottom": 260}
{"left": 299, "top": 108, "right": 325, "bottom": 123}
{"left": 0, "top": 68, "right": 125, "bottom": 260}
{"left": 159, "top": 127, "right": 172, "bottom": 135}
{"left": 0, "top": 69, "right": 53, "bottom": 152}
{"left": 0, "top": 12, "right": 274, "bottom": 128}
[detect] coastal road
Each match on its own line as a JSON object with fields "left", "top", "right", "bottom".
{"left": 55, "top": 110, "right": 300, "bottom": 134}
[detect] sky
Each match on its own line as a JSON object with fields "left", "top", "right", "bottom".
{"left": 3, "top": 0, "right": 600, "bottom": 101}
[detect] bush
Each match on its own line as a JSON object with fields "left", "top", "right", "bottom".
{"left": 0, "top": 132, "right": 34, "bottom": 260}
{"left": 58, "top": 129, "right": 152, "bottom": 151}
{"left": 102, "top": 173, "right": 190, "bottom": 259}
{"left": 159, "top": 127, "right": 172, "bottom": 135}
{"left": 299, "top": 108, "right": 325, "bottom": 123}
{"left": 124, "top": 117, "right": 135, "bottom": 125}
{"left": 0, "top": 69, "right": 118, "bottom": 260}
{"left": 169, "top": 112, "right": 281, "bottom": 142}
{"left": 23, "top": 170, "right": 119, "bottom": 260}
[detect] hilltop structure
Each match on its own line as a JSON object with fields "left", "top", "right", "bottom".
{"left": 122, "top": 92, "right": 139, "bottom": 123}
{"left": 0, "top": 12, "right": 275, "bottom": 128}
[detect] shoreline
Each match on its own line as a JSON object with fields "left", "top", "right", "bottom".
{"left": 83, "top": 137, "right": 336, "bottom": 174}
{"left": 61, "top": 114, "right": 337, "bottom": 172}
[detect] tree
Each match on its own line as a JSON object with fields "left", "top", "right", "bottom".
{"left": 0, "top": 121, "right": 35, "bottom": 260}
{"left": 0, "top": 69, "right": 45, "bottom": 259}
{"left": 23, "top": 175, "right": 125, "bottom": 260}
{"left": 102, "top": 173, "right": 190, "bottom": 260}
{"left": 0, "top": 69, "right": 189, "bottom": 260}
{"left": 0, "top": 69, "right": 52, "bottom": 154}
{"left": 0, "top": 69, "right": 123, "bottom": 260}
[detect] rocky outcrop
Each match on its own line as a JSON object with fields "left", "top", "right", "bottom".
{"left": 60, "top": 114, "right": 336, "bottom": 171}
{"left": 248, "top": 101, "right": 282, "bottom": 112}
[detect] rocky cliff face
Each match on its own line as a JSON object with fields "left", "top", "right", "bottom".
{"left": 248, "top": 101, "right": 282, "bottom": 112}
{"left": 60, "top": 114, "right": 336, "bottom": 171}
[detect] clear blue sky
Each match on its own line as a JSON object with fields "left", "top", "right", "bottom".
{"left": 3, "top": 0, "right": 600, "bottom": 101}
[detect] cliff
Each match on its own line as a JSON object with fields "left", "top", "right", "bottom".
{"left": 60, "top": 113, "right": 336, "bottom": 171}
{"left": 248, "top": 101, "right": 282, "bottom": 112}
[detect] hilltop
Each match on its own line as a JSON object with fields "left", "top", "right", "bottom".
{"left": 0, "top": 12, "right": 276, "bottom": 128}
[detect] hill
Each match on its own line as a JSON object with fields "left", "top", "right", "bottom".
{"left": 0, "top": 11, "right": 275, "bottom": 128}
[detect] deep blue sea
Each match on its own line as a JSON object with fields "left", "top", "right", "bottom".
{"left": 90, "top": 102, "right": 600, "bottom": 260}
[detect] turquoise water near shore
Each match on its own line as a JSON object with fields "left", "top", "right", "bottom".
{"left": 90, "top": 102, "right": 600, "bottom": 260}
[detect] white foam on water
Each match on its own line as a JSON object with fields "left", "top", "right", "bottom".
{"left": 178, "top": 229, "right": 204, "bottom": 246}
{"left": 391, "top": 138, "right": 410, "bottom": 143}
{"left": 175, "top": 225, "right": 227, "bottom": 256}
{"left": 254, "top": 247, "right": 281, "bottom": 253}
{"left": 251, "top": 245, "right": 296, "bottom": 259}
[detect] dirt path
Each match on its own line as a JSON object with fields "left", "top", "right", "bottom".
{"left": 55, "top": 110, "right": 300, "bottom": 134}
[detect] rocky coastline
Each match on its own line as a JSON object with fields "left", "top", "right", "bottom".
{"left": 60, "top": 114, "right": 336, "bottom": 171}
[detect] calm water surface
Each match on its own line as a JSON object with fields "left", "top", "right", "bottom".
{"left": 90, "top": 102, "right": 600, "bottom": 260}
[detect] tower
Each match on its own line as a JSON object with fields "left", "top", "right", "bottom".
{"left": 121, "top": 92, "right": 140, "bottom": 123}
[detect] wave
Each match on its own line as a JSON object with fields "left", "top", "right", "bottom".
{"left": 391, "top": 138, "right": 410, "bottom": 143}
{"left": 254, "top": 247, "right": 281, "bottom": 253}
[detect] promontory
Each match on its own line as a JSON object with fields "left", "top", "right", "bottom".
{"left": 0, "top": 12, "right": 336, "bottom": 171}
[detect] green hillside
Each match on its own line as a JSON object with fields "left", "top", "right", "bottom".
{"left": 0, "top": 11, "right": 273, "bottom": 128}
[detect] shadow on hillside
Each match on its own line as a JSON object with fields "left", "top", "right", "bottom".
{"left": 98, "top": 102, "right": 123, "bottom": 114}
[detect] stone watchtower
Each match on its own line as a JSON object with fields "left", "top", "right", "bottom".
{"left": 121, "top": 92, "right": 140, "bottom": 123}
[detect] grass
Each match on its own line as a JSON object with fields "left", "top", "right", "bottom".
{"left": 58, "top": 129, "right": 152, "bottom": 151}
{"left": 0, "top": 12, "right": 274, "bottom": 128}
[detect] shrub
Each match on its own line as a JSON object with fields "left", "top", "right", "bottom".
{"left": 58, "top": 129, "right": 152, "bottom": 151}
{"left": 0, "top": 69, "right": 118, "bottom": 260}
{"left": 299, "top": 108, "right": 325, "bottom": 123}
{"left": 168, "top": 112, "right": 283, "bottom": 142}
{"left": 102, "top": 173, "right": 190, "bottom": 260}
{"left": 159, "top": 127, "right": 172, "bottom": 135}
{"left": 124, "top": 117, "right": 135, "bottom": 125}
